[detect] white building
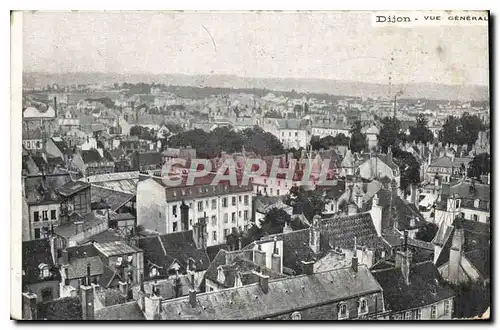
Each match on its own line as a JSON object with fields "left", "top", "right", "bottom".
{"left": 137, "top": 173, "right": 254, "bottom": 247}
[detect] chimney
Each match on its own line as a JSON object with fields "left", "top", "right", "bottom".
{"left": 54, "top": 96, "right": 57, "bottom": 118}
{"left": 351, "top": 255, "right": 358, "bottom": 273}
{"left": 174, "top": 275, "right": 182, "bottom": 298}
{"left": 347, "top": 203, "right": 358, "bottom": 216}
{"left": 301, "top": 260, "right": 314, "bottom": 275}
{"left": 193, "top": 214, "right": 208, "bottom": 250}
{"left": 410, "top": 184, "right": 417, "bottom": 205}
{"left": 369, "top": 193, "right": 382, "bottom": 236}
{"left": 180, "top": 201, "right": 189, "bottom": 231}
{"left": 448, "top": 228, "right": 465, "bottom": 284}
{"left": 395, "top": 231, "right": 412, "bottom": 285}
{"left": 80, "top": 284, "right": 94, "bottom": 320}
{"left": 118, "top": 281, "right": 129, "bottom": 298}
{"left": 22, "top": 292, "right": 38, "bottom": 320}
{"left": 188, "top": 289, "right": 197, "bottom": 307}
{"left": 74, "top": 221, "right": 84, "bottom": 235}
{"left": 309, "top": 215, "right": 321, "bottom": 254}
{"left": 254, "top": 245, "right": 267, "bottom": 266}
{"left": 137, "top": 272, "right": 145, "bottom": 312}
{"left": 49, "top": 236, "right": 58, "bottom": 265}
{"left": 252, "top": 271, "right": 270, "bottom": 293}
{"left": 283, "top": 221, "right": 293, "bottom": 234}
{"left": 271, "top": 236, "right": 281, "bottom": 273}
{"left": 144, "top": 295, "right": 162, "bottom": 320}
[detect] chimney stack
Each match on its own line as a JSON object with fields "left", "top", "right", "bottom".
{"left": 180, "top": 201, "right": 189, "bottom": 231}
{"left": 448, "top": 228, "right": 465, "bottom": 284}
{"left": 188, "top": 289, "right": 197, "bottom": 307}
{"left": 80, "top": 283, "right": 94, "bottom": 320}
{"left": 271, "top": 236, "right": 281, "bottom": 273}
{"left": 309, "top": 215, "right": 321, "bottom": 254}
{"left": 254, "top": 245, "right": 267, "bottom": 267}
{"left": 22, "top": 292, "right": 38, "bottom": 320}
{"left": 369, "top": 193, "right": 382, "bottom": 236}
{"left": 252, "top": 271, "right": 270, "bottom": 294}
{"left": 301, "top": 260, "right": 314, "bottom": 275}
{"left": 118, "top": 281, "right": 130, "bottom": 298}
{"left": 351, "top": 256, "right": 358, "bottom": 273}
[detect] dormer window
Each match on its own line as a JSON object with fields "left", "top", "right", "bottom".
{"left": 150, "top": 267, "right": 159, "bottom": 278}
{"left": 116, "top": 257, "right": 123, "bottom": 266}
{"left": 358, "top": 298, "right": 368, "bottom": 315}
{"left": 38, "top": 263, "right": 51, "bottom": 279}
{"left": 338, "top": 302, "right": 349, "bottom": 319}
{"left": 290, "top": 311, "right": 302, "bottom": 320}
{"left": 127, "top": 255, "right": 133, "bottom": 263}
{"left": 474, "top": 199, "right": 480, "bottom": 208}
{"left": 455, "top": 199, "right": 460, "bottom": 209}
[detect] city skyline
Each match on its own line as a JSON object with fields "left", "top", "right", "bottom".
{"left": 23, "top": 11, "right": 489, "bottom": 86}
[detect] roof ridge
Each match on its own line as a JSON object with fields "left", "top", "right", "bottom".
{"left": 157, "top": 235, "right": 168, "bottom": 256}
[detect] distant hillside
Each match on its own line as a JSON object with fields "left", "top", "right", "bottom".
{"left": 23, "top": 72, "right": 489, "bottom": 102}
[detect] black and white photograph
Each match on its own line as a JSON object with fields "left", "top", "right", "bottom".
{"left": 11, "top": 10, "right": 490, "bottom": 321}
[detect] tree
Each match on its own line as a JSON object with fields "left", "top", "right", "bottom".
{"left": 467, "top": 153, "right": 491, "bottom": 179}
{"left": 130, "top": 125, "right": 156, "bottom": 141}
{"left": 311, "top": 134, "right": 350, "bottom": 151}
{"left": 392, "top": 147, "right": 422, "bottom": 191}
{"left": 379, "top": 117, "right": 401, "bottom": 153}
{"left": 284, "top": 186, "right": 326, "bottom": 221}
{"left": 409, "top": 114, "right": 434, "bottom": 144}
{"left": 264, "top": 110, "right": 283, "bottom": 118}
{"left": 349, "top": 120, "right": 367, "bottom": 153}
{"left": 439, "top": 113, "right": 485, "bottom": 149}
{"left": 260, "top": 208, "right": 292, "bottom": 235}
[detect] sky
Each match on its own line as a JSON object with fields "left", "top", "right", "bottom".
{"left": 22, "top": 11, "right": 489, "bottom": 85}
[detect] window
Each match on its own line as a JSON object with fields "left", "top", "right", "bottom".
{"left": 41, "top": 266, "right": 51, "bottom": 278}
{"left": 455, "top": 199, "right": 460, "bottom": 209}
{"left": 224, "top": 213, "right": 228, "bottom": 223}
{"left": 116, "top": 257, "right": 123, "bottom": 266}
{"left": 338, "top": 303, "right": 348, "bottom": 319}
{"left": 290, "top": 311, "right": 302, "bottom": 320}
{"left": 244, "top": 195, "right": 249, "bottom": 205}
{"left": 150, "top": 267, "right": 159, "bottom": 278}
{"left": 473, "top": 214, "right": 478, "bottom": 222}
{"left": 444, "top": 300, "right": 450, "bottom": 315}
{"left": 295, "top": 132, "right": 298, "bottom": 137}
{"left": 34, "top": 228, "right": 40, "bottom": 239}
{"left": 412, "top": 309, "right": 421, "bottom": 320}
{"left": 205, "top": 200, "right": 209, "bottom": 208}
{"left": 244, "top": 210, "right": 248, "bottom": 221}
{"left": 33, "top": 211, "right": 40, "bottom": 222}
{"left": 474, "top": 199, "right": 480, "bottom": 208}
{"left": 224, "top": 229, "right": 229, "bottom": 237}
{"left": 231, "top": 212, "right": 236, "bottom": 223}
{"left": 42, "top": 211, "right": 48, "bottom": 221}
{"left": 172, "top": 205, "right": 177, "bottom": 216}
{"left": 358, "top": 299, "right": 368, "bottom": 315}
{"left": 270, "top": 188, "right": 273, "bottom": 195}
{"left": 276, "top": 189, "right": 280, "bottom": 196}
{"left": 212, "top": 199, "right": 217, "bottom": 210}
{"left": 238, "top": 211, "right": 242, "bottom": 219}
{"left": 431, "top": 305, "right": 437, "bottom": 319}
{"left": 173, "top": 222, "right": 178, "bottom": 232}
{"left": 232, "top": 197, "right": 236, "bottom": 206}
{"left": 212, "top": 231, "right": 217, "bottom": 242}
{"left": 50, "top": 210, "right": 56, "bottom": 220}
{"left": 222, "top": 198, "right": 228, "bottom": 208}
{"left": 404, "top": 311, "right": 412, "bottom": 320}
{"left": 211, "top": 215, "right": 217, "bottom": 226}
{"left": 198, "top": 201, "right": 203, "bottom": 212}
{"left": 239, "top": 196, "right": 242, "bottom": 203}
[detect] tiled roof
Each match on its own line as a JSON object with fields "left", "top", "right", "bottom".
{"left": 98, "top": 265, "right": 123, "bottom": 288}
{"left": 137, "top": 231, "right": 210, "bottom": 279}
{"left": 81, "top": 149, "right": 103, "bottom": 164}
{"left": 65, "top": 255, "right": 104, "bottom": 279}
{"left": 372, "top": 261, "right": 454, "bottom": 312}
{"left": 51, "top": 137, "right": 71, "bottom": 155}
{"left": 320, "top": 213, "right": 386, "bottom": 251}
{"left": 464, "top": 248, "right": 490, "bottom": 279}
{"left": 22, "top": 239, "right": 60, "bottom": 285}
{"left": 37, "top": 297, "right": 82, "bottom": 320}
{"left": 80, "top": 229, "right": 124, "bottom": 244}
{"left": 281, "top": 229, "right": 317, "bottom": 274}
{"left": 450, "top": 181, "right": 490, "bottom": 202}
{"left": 94, "top": 241, "right": 142, "bottom": 257}
{"left": 206, "top": 243, "right": 229, "bottom": 262}
{"left": 53, "top": 213, "right": 107, "bottom": 239}
{"left": 149, "top": 174, "right": 253, "bottom": 202}
{"left": 204, "top": 249, "right": 285, "bottom": 288}
{"left": 58, "top": 180, "right": 90, "bottom": 197}
{"left": 90, "top": 185, "right": 134, "bottom": 211}
{"left": 160, "top": 265, "right": 383, "bottom": 320}
{"left": 95, "top": 301, "right": 146, "bottom": 320}
{"left": 24, "top": 173, "right": 71, "bottom": 205}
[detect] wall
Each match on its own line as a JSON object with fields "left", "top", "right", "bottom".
{"left": 29, "top": 203, "right": 60, "bottom": 240}
{"left": 67, "top": 222, "right": 108, "bottom": 247}
{"left": 392, "top": 298, "right": 453, "bottom": 320}
{"left": 27, "top": 280, "right": 60, "bottom": 303}
{"left": 136, "top": 178, "right": 167, "bottom": 233}
{"left": 268, "top": 292, "right": 384, "bottom": 320}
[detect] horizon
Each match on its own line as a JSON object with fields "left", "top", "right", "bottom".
{"left": 23, "top": 71, "right": 490, "bottom": 88}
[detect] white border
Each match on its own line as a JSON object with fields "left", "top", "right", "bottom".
{"left": 4, "top": 1, "right": 497, "bottom": 329}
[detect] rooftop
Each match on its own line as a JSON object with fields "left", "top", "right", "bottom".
{"left": 94, "top": 241, "right": 142, "bottom": 257}
{"left": 160, "top": 265, "right": 382, "bottom": 320}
